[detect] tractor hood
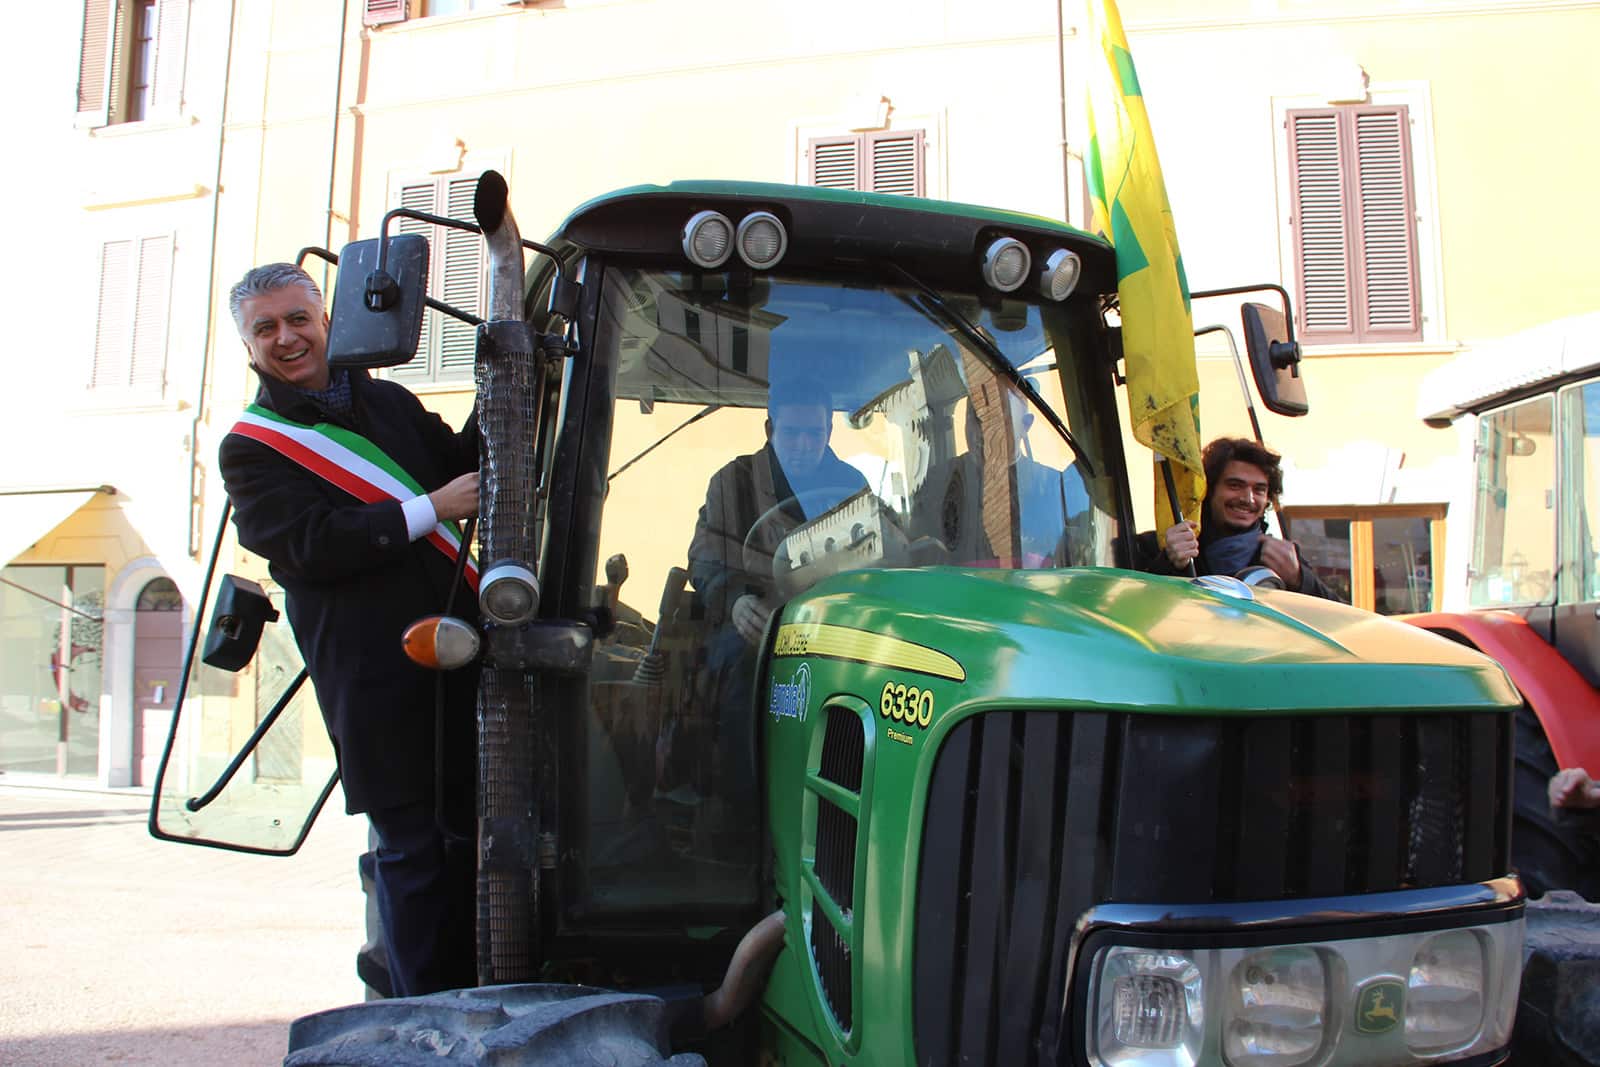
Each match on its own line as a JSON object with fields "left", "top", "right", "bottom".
{"left": 779, "top": 566, "right": 1521, "bottom": 715}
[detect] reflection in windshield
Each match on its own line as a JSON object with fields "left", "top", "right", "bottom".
{"left": 602, "top": 267, "right": 1116, "bottom": 577}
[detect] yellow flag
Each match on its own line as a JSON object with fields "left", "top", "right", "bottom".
{"left": 1082, "top": 0, "right": 1205, "bottom": 538}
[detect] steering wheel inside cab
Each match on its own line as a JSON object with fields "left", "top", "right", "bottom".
{"left": 742, "top": 488, "right": 914, "bottom": 600}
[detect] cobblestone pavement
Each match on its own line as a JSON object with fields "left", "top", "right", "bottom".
{"left": 0, "top": 782, "right": 370, "bottom": 1066}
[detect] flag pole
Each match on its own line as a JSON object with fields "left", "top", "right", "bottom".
{"left": 1159, "top": 455, "right": 1197, "bottom": 578}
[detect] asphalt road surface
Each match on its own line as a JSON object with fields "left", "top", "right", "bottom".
{"left": 0, "top": 783, "right": 370, "bottom": 1066}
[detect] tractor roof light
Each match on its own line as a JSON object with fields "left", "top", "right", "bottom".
{"left": 1039, "top": 248, "right": 1083, "bottom": 301}
{"left": 479, "top": 561, "right": 540, "bottom": 626}
{"left": 682, "top": 210, "right": 734, "bottom": 269}
{"left": 981, "top": 236, "right": 1032, "bottom": 293}
{"left": 736, "top": 211, "right": 788, "bottom": 270}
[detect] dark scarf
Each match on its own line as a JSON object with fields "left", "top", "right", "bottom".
{"left": 1201, "top": 521, "right": 1264, "bottom": 576}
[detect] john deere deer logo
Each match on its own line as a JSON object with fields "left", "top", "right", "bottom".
{"left": 1356, "top": 980, "right": 1405, "bottom": 1034}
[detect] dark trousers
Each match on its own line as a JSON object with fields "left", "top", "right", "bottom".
{"left": 366, "top": 798, "right": 476, "bottom": 997}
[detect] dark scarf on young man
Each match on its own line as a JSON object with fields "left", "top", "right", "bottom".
{"left": 1200, "top": 521, "right": 1265, "bottom": 576}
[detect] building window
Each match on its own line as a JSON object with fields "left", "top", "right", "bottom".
{"left": 388, "top": 171, "right": 492, "bottom": 384}
{"left": 126, "top": 0, "right": 157, "bottom": 122}
{"left": 1285, "top": 104, "right": 1422, "bottom": 345}
{"left": 1280, "top": 504, "right": 1446, "bottom": 614}
{"left": 0, "top": 564, "right": 106, "bottom": 778}
{"left": 806, "top": 130, "right": 926, "bottom": 196}
{"left": 90, "top": 235, "right": 172, "bottom": 394}
{"left": 364, "top": 0, "right": 408, "bottom": 25}
{"left": 76, "top": 0, "right": 187, "bottom": 127}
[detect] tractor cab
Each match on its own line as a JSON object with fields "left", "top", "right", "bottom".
{"left": 151, "top": 181, "right": 1135, "bottom": 944}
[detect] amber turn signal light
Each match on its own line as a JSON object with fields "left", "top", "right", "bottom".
{"left": 402, "top": 615, "right": 481, "bottom": 670}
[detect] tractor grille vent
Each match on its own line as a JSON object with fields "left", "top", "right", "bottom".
{"left": 912, "top": 709, "right": 1511, "bottom": 1066}
{"left": 809, "top": 705, "right": 865, "bottom": 1032}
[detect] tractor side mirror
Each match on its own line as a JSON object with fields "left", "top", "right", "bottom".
{"left": 326, "top": 234, "right": 430, "bottom": 369}
{"left": 1241, "top": 301, "right": 1308, "bottom": 416}
{"left": 201, "top": 576, "right": 281, "bottom": 672}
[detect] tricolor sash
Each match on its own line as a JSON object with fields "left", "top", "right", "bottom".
{"left": 230, "top": 404, "right": 479, "bottom": 589}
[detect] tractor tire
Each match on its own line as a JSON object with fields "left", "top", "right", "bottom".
{"left": 1512, "top": 704, "right": 1598, "bottom": 900}
{"left": 283, "top": 984, "right": 707, "bottom": 1067}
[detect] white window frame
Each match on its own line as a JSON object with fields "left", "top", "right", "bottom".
{"left": 382, "top": 153, "right": 509, "bottom": 390}
{"left": 1272, "top": 83, "right": 1445, "bottom": 350}
{"left": 87, "top": 231, "right": 174, "bottom": 398}
{"left": 792, "top": 108, "right": 947, "bottom": 200}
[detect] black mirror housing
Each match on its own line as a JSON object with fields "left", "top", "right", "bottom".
{"left": 326, "top": 234, "right": 430, "bottom": 369}
{"left": 201, "top": 575, "right": 281, "bottom": 672}
{"left": 1241, "top": 301, "right": 1308, "bottom": 416}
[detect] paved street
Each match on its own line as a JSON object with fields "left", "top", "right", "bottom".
{"left": 0, "top": 782, "right": 371, "bottom": 1066}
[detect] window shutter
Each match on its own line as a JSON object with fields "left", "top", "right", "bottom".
{"left": 1288, "top": 105, "right": 1421, "bottom": 345}
{"left": 92, "top": 240, "right": 135, "bottom": 388}
{"left": 77, "top": 0, "right": 116, "bottom": 125}
{"left": 809, "top": 136, "right": 860, "bottom": 189}
{"left": 364, "top": 0, "right": 408, "bottom": 27}
{"left": 391, "top": 180, "right": 438, "bottom": 380}
{"left": 1352, "top": 106, "right": 1421, "bottom": 341}
{"left": 129, "top": 235, "right": 173, "bottom": 390}
{"left": 437, "top": 176, "right": 485, "bottom": 378}
{"left": 150, "top": 0, "right": 189, "bottom": 116}
{"left": 1287, "top": 110, "right": 1354, "bottom": 341}
{"left": 865, "top": 130, "right": 924, "bottom": 196}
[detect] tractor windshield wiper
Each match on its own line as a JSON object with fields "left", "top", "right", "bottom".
{"left": 883, "top": 261, "right": 1095, "bottom": 478}
{"left": 606, "top": 403, "right": 723, "bottom": 488}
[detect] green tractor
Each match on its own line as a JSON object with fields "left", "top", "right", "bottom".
{"left": 153, "top": 175, "right": 1529, "bottom": 1066}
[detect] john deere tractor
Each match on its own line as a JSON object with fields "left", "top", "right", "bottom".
{"left": 154, "top": 174, "right": 1531, "bottom": 1066}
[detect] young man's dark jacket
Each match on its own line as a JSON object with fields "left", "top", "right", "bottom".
{"left": 1137, "top": 517, "right": 1338, "bottom": 600}
{"left": 219, "top": 369, "right": 479, "bottom": 814}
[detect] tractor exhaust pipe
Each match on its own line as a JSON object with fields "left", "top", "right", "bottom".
{"left": 471, "top": 169, "right": 543, "bottom": 986}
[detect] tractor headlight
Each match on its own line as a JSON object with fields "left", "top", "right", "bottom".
{"left": 1095, "top": 948, "right": 1203, "bottom": 1066}
{"left": 980, "top": 236, "right": 1031, "bottom": 293}
{"left": 1039, "top": 248, "right": 1083, "bottom": 300}
{"left": 735, "top": 211, "right": 787, "bottom": 269}
{"left": 682, "top": 210, "right": 734, "bottom": 269}
{"left": 1083, "top": 906, "right": 1523, "bottom": 1067}
{"left": 479, "top": 561, "right": 540, "bottom": 625}
{"left": 1224, "top": 947, "right": 1327, "bottom": 1067}
{"left": 1405, "top": 929, "right": 1487, "bottom": 1053}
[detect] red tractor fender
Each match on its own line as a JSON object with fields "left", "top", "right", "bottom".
{"left": 1401, "top": 610, "right": 1600, "bottom": 773}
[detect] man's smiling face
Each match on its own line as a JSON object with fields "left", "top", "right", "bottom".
{"left": 1208, "top": 459, "right": 1271, "bottom": 535}
{"left": 239, "top": 284, "right": 330, "bottom": 391}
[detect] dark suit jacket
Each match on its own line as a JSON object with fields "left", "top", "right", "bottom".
{"left": 219, "top": 370, "right": 479, "bottom": 813}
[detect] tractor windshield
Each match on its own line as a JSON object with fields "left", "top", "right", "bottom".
{"left": 572, "top": 264, "right": 1122, "bottom": 923}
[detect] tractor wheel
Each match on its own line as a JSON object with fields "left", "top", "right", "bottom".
{"left": 1511, "top": 703, "right": 1597, "bottom": 900}
{"left": 283, "top": 984, "right": 707, "bottom": 1067}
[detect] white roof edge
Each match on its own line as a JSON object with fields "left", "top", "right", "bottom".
{"left": 1416, "top": 311, "right": 1600, "bottom": 423}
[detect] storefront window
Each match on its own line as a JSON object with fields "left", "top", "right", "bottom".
{"left": 1280, "top": 506, "right": 1446, "bottom": 614}
{"left": 0, "top": 564, "right": 106, "bottom": 777}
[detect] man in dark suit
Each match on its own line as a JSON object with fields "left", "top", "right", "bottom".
{"left": 219, "top": 262, "right": 479, "bottom": 996}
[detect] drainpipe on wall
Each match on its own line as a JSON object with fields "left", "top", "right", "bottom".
{"left": 187, "top": 0, "right": 241, "bottom": 560}
{"left": 321, "top": 0, "right": 353, "bottom": 294}
{"left": 1056, "top": 0, "right": 1073, "bottom": 226}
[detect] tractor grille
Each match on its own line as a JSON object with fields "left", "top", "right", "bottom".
{"left": 809, "top": 706, "right": 865, "bottom": 1032}
{"left": 912, "top": 709, "right": 1511, "bottom": 1066}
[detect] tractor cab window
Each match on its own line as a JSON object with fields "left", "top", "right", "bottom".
{"left": 1470, "top": 395, "right": 1556, "bottom": 607}
{"left": 1558, "top": 381, "right": 1600, "bottom": 602}
{"left": 572, "top": 263, "right": 1118, "bottom": 921}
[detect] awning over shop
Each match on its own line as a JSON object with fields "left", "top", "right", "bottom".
{"left": 0, "top": 486, "right": 116, "bottom": 568}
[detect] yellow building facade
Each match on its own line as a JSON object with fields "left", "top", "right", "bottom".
{"left": 5, "top": 0, "right": 1595, "bottom": 787}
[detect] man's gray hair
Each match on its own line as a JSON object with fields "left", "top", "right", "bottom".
{"left": 229, "top": 262, "right": 324, "bottom": 332}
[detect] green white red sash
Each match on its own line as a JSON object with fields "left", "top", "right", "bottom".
{"left": 230, "top": 404, "right": 478, "bottom": 589}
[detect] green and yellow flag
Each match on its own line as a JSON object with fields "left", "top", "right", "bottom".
{"left": 1082, "top": 0, "right": 1205, "bottom": 537}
